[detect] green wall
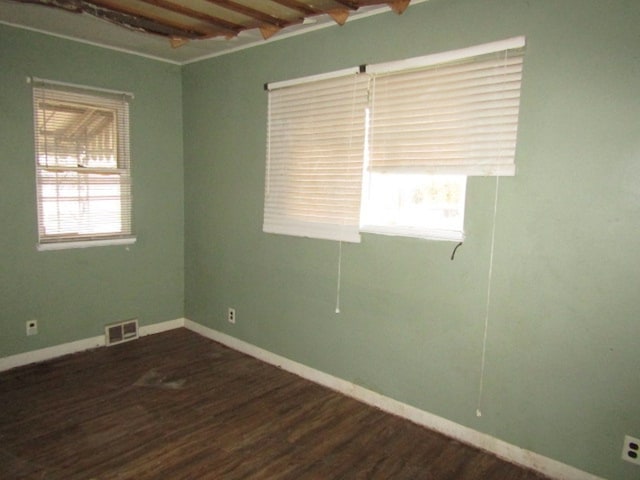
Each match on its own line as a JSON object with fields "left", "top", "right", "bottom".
{"left": 2, "top": 0, "right": 639, "bottom": 478}
{"left": 0, "top": 25, "right": 185, "bottom": 355}
{"left": 183, "top": 1, "right": 640, "bottom": 479}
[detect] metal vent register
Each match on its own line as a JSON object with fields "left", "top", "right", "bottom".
{"left": 105, "top": 319, "right": 139, "bottom": 346}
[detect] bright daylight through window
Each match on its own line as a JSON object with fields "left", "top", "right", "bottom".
{"left": 264, "top": 37, "right": 525, "bottom": 243}
{"left": 32, "top": 79, "right": 134, "bottom": 249}
{"left": 360, "top": 173, "right": 466, "bottom": 241}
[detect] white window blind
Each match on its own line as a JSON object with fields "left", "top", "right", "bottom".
{"left": 366, "top": 37, "right": 525, "bottom": 176}
{"left": 264, "top": 68, "right": 369, "bottom": 243}
{"left": 32, "top": 78, "right": 133, "bottom": 247}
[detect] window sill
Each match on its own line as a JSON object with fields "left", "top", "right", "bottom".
{"left": 360, "top": 226, "right": 464, "bottom": 242}
{"left": 37, "top": 236, "right": 136, "bottom": 251}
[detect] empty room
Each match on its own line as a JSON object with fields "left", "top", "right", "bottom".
{"left": 0, "top": 0, "right": 638, "bottom": 479}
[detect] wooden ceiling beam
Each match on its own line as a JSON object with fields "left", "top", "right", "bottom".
{"left": 268, "top": 0, "right": 321, "bottom": 17}
{"left": 332, "top": 0, "right": 360, "bottom": 10}
{"left": 203, "top": 0, "right": 288, "bottom": 28}
{"left": 137, "top": 0, "right": 242, "bottom": 36}
{"left": 88, "top": 0, "right": 218, "bottom": 38}
{"left": 19, "top": 0, "right": 414, "bottom": 44}
{"left": 349, "top": 0, "right": 412, "bottom": 12}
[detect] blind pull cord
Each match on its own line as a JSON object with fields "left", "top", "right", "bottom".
{"left": 476, "top": 175, "right": 500, "bottom": 418}
{"left": 477, "top": 51, "right": 510, "bottom": 417}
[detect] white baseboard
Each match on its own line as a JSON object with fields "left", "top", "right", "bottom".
{"left": 183, "top": 319, "right": 603, "bottom": 480}
{"left": 0, "top": 317, "right": 603, "bottom": 479}
{"left": 0, "top": 318, "right": 186, "bottom": 372}
{"left": 139, "top": 318, "right": 185, "bottom": 336}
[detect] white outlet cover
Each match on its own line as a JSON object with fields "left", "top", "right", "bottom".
{"left": 26, "top": 320, "right": 38, "bottom": 336}
{"left": 622, "top": 435, "right": 640, "bottom": 466}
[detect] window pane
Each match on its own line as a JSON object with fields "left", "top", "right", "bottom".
{"left": 36, "top": 101, "right": 118, "bottom": 169}
{"left": 361, "top": 173, "right": 466, "bottom": 240}
{"left": 39, "top": 171, "right": 123, "bottom": 236}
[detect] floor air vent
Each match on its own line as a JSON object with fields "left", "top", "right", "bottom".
{"left": 105, "top": 319, "right": 139, "bottom": 346}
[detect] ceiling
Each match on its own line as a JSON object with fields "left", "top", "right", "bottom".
{"left": 0, "top": 0, "right": 426, "bottom": 64}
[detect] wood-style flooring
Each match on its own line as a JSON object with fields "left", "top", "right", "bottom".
{"left": 0, "top": 328, "right": 550, "bottom": 479}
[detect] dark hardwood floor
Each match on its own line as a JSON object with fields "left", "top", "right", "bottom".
{"left": 0, "top": 328, "right": 549, "bottom": 479}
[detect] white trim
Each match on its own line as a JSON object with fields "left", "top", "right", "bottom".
{"left": 360, "top": 225, "right": 465, "bottom": 242}
{"left": 264, "top": 222, "right": 361, "bottom": 244}
{"left": 267, "top": 66, "right": 361, "bottom": 91}
{"left": 0, "top": 318, "right": 185, "bottom": 372}
{"left": 183, "top": 320, "right": 604, "bottom": 480}
{"left": 366, "top": 36, "right": 526, "bottom": 75}
{"left": 37, "top": 237, "right": 136, "bottom": 251}
{"left": 0, "top": 335, "right": 105, "bottom": 372}
{"left": 139, "top": 318, "right": 185, "bottom": 336}
{"left": 28, "top": 76, "right": 134, "bottom": 99}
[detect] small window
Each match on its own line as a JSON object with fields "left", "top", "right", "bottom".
{"left": 32, "top": 79, "right": 134, "bottom": 249}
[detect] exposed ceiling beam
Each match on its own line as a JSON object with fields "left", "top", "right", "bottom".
{"left": 203, "top": 0, "right": 288, "bottom": 28}
{"left": 137, "top": 0, "right": 242, "bottom": 36}
{"left": 268, "top": 0, "right": 321, "bottom": 17}
{"left": 333, "top": 0, "right": 360, "bottom": 10}
{"left": 11, "top": 0, "right": 417, "bottom": 47}
{"left": 88, "top": 0, "right": 217, "bottom": 38}
{"left": 339, "top": 0, "right": 411, "bottom": 13}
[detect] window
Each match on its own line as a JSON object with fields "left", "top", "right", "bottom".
{"left": 32, "top": 78, "right": 134, "bottom": 249}
{"left": 264, "top": 68, "right": 369, "bottom": 243}
{"left": 360, "top": 173, "right": 467, "bottom": 241}
{"left": 264, "top": 37, "right": 525, "bottom": 243}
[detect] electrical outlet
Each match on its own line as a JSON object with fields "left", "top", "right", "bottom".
{"left": 227, "top": 307, "right": 236, "bottom": 324}
{"left": 622, "top": 435, "right": 640, "bottom": 466}
{"left": 26, "top": 320, "right": 38, "bottom": 336}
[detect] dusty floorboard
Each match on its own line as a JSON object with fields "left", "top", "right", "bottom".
{"left": 0, "top": 328, "right": 550, "bottom": 479}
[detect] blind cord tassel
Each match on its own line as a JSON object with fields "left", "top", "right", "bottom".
{"left": 335, "top": 241, "right": 343, "bottom": 314}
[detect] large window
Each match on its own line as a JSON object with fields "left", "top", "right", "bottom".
{"left": 264, "top": 37, "right": 525, "bottom": 243}
{"left": 32, "top": 79, "right": 134, "bottom": 249}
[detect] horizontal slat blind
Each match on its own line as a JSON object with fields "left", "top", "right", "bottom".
{"left": 32, "top": 80, "right": 133, "bottom": 244}
{"left": 264, "top": 71, "right": 368, "bottom": 242}
{"left": 367, "top": 40, "right": 525, "bottom": 176}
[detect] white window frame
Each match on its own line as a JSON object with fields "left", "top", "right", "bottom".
{"left": 31, "top": 78, "right": 135, "bottom": 250}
